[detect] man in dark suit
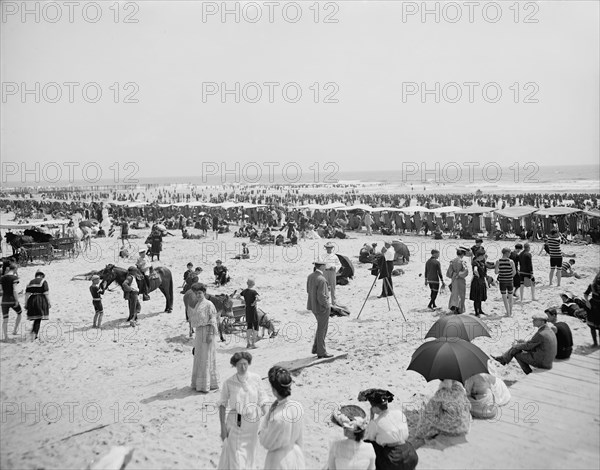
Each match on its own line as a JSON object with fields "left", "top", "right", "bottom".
{"left": 307, "top": 259, "right": 332, "bottom": 358}
{"left": 546, "top": 307, "right": 573, "bottom": 359}
{"left": 493, "top": 313, "right": 558, "bottom": 374}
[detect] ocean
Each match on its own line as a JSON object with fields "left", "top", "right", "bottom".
{"left": 1, "top": 163, "right": 599, "bottom": 194}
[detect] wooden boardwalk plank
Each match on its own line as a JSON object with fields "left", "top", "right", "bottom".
{"left": 416, "top": 352, "right": 600, "bottom": 470}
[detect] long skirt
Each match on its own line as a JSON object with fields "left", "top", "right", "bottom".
{"left": 371, "top": 441, "right": 418, "bottom": 470}
{"left": 218, "top": 410, "right": 261, "bottom": 470}
{"left": 448, "top": 278, "right": 466, "bottom": 313}
{"left": 469, "top": 277, "right": 487, "bottom": 302}
{"left": 191, "top": 325, "right": 219, "bottom": 392}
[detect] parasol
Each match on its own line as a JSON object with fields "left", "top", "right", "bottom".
{"left": 336, "top": 254, "right": 355, "bottom": 278}
{"left": 424, "top": 314, "right": 491, "bottom": 342}
{"left": 407, "top": 337, "right": 489, "bottom": 383}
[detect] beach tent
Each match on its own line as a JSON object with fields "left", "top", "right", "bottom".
{"left": 494, "top": 206, "right": 538, "bottom": 219}
{"left": 398, "top": 206, "right": 431, "bottom": 213}
{"left": 455, "top": 206, "right": 496, "bottom": 215}
{"left": 583, "top": 209, "right": 600, "bottom": 218}
{"left": 430, "top": 206, "right": 459, "bottom": 214}
{"left": 535, "top": 207, "right": 581, "bottom": 216}
{"left": 0, "top": 218, "right": 71, "bottom": 230}
{"left": 341, "top": 204, "right": 374, "bottom": 212}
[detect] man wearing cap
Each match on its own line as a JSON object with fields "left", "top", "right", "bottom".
{"left": 323, "top": 242, "right": 339, "bottom": 306}
{"left": 307, "top": 259, "right": 332, "bottom": 358}
{"left": 136, "top": 249, "right": 151, "bottom": 301}
{"left": 446, "top": 248, "right": 469, "bottom": 314}
{"left": 493, "top": 313, "right": 558, "bottom": 374}
{"left": 546, "top": 307, "right": 573, "bottom": 359}
{"left": 123, "top": 266, "right": 141, "bottom": 326}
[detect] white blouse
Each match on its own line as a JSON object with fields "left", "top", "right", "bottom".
{"left": 364, "top": 409, "right": 409, "bottom": 446}
{"left": 218, "top": 372, "right": 268, "bottom": 421}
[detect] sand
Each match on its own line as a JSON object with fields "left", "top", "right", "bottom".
{"left": 1, "top": 227, "right": 599, "bottom": 469}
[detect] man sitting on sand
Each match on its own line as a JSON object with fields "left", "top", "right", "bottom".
{"left": 561, "top": 259, "right": 582, "bottom": 279}
{"left": 493, "top": 313, "right": 557, "bottom": 374}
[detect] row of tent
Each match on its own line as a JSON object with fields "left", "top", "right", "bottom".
{"left": 297, "top": 203, "right": 600, "bottom": 219}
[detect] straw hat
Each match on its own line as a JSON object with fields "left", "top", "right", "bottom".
{"left": 331, "top": 405, "right": 367, "bottom": 432}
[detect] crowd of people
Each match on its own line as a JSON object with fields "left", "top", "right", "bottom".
{"left": 1, "top": 185, "right": 599, "bottom": 469}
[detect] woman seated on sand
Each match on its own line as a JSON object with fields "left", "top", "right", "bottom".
{"left": 463, "top": 361, "right": 511, "bottom": 419}
{"left": 326, "top": 409, "right": 376, "bottom": 470}
{"left": 414, "top": 380, "right": 472, "bottom": 440}
{"left": 358, "top": 389, "right": 418, "bottom": 470}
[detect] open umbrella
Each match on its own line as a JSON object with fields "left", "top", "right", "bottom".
{"left": 336, "top": 254, "right": 355, "bottom": 278}
{"left": 407, "top": 337, "right": 489, "bottom": 383}
{"left": 424, "top": 314, "right": 491, "bottom": 342}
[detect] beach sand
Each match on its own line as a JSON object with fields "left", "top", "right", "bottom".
{"left": 1, "top": 227, "right": 598, "bottom": 469}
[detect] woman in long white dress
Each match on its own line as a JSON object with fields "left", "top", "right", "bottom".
{"left": 188, "top": 283, "right": 219, "bottom": 392}
{"left": 218, "top": 352, "right": 268, "bottom": 470}
{"left": 259, "top": 366, "right": 305, "bottom": 470}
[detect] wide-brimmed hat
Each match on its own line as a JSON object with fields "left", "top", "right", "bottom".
{"left": 458, "top": 246, "right": 469, "bottom": 253}
{"left": 91, "top": 275, "right": 100, "bottom": 281}
{"left": 139, "top": 248, "right": 146, "bottom": 253}
{"left": 331, "top": 405, "right": 368, "bottom": 432}
{"left": 532, "top": 313, "right": 549, "bottom": 321}
{"left": 324, "top": 242, "right": 335, "bottom": 248}
{"left": 215, "top": 259, "right": 222, "bottom": 264}
{"left": 358, "top": 388, "right": 395, "bottom": 407}
{"left": 313, "top": 258, "right": 326, "bottom": 266}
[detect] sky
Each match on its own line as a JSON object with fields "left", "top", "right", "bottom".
{"left": 1, "top": 0, "right": 599, "bottom": 183}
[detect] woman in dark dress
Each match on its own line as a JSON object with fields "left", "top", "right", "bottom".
{"left": 150, "top": 231, "right": 163, "bottom": 261}
{"left": 469, "top": 249, "right": 488, "bottom": 317}
{"left": 25, "top": 270, "right": 50, "bottom": 341}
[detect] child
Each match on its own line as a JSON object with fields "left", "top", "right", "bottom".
{"left": 182, "top": 262, "right": 194, "bottom": 290}
{"left": 240, "top": 278, "right": 260, "bottom": 349}
{"left": 90, "top": 275, "right": 104, "bottom": 328}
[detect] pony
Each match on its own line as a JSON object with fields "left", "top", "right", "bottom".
{"left": 4, "top": 233, "right": 34, "bottom": 255}
{"left": 23, "top": 229, "right": 54, "bottom": 243}
{"left": 182, "top": 289, "right": 235, "bottom": 339}
{"left": 99, "top": 264, "right": 174, "bottom": 313}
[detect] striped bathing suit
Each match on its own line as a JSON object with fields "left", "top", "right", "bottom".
{"left": 497, "top": 258, "right": 514, "bottom": 293}
{"left": 547, "top": 236, "right": 563, "bottom": 267}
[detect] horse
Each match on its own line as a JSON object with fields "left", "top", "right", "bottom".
{"left": 24, "top": 229, "right": 54, "bottom": 243}
{"left": 99, "top": 264, "right": 174, "bottom": 313}
{"left": 4, "top": 232, "right": 34, "bottom": 255}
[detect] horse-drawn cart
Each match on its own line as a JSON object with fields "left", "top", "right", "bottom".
{"left": 20, "top": 242, "right": 54, "bottom": 265}
{"left": 51, "top": 237, "right": 78, "bottom": 258}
